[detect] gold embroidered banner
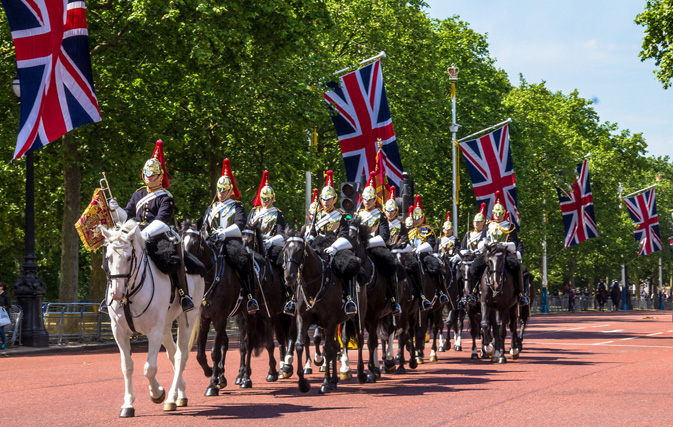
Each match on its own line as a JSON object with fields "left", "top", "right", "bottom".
{"left": 75, "top": 188, "right": 114, "bottom": 251}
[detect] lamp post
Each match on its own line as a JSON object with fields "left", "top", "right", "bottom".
{"left": 448, "top": 64, "right": 460, "bottom": 232}
{"left": 11, "top": 70, "right": 49, "bottom": 347}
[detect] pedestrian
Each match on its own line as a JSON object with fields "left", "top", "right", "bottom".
{"left": 611, "top": 280, "right": 621, "bottom": 311}
{"left": 0, "top": 282, "right": 11, "bottom": 349}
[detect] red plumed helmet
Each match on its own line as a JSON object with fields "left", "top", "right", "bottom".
{"left": 142, "top": 139, "right": 170, "bottom": 189}
{"left": 253, "top": 170, "right": 273, "bottom": 207}
{"left": 217, "top": 159, "right": 241, "bottom": 199}
{"left": 445, "top": 210, "right": 451, "bottom": 222}
{"left": 311, "top": 188, "right": 319, "bottom": 204}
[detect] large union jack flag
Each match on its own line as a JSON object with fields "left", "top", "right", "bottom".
{"left": 624, "top": 188, "right": 661, "bottom": 256}
{"left": 555, "top": 159, "right": 599, "bottom": 247}
{"left": 323, "top": 60, "right": 404, "bottom": 190}
{"left": 1, "top": 0, "right": 101, "bottom": 160}
{"left": 459, "top": 124, "right": 519, "bottom": 228}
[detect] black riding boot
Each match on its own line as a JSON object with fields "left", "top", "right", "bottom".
{"left": 344, "top": 279, "right": 357, "bottom": 315}
{"left": 172, "top": 267, "right": 195, "bottom": 313}
{"left": 415, "top": 272, "right": 432, "bottom": 312}
{"left": 388, "top": 274, "right": 402, "bottom": 316}
{"left": 437, "top": 275, "right": 449, "bottom": 305}
{"left": 517, "top": 268, "right": 529, "bottom": 305}
{"left": 243, "top": 272, "right": 259, "bottom": 314}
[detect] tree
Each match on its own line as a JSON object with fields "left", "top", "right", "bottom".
{"left": 636, "top": 0, "right": 673, "bottom": 88}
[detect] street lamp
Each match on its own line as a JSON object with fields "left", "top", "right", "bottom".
{"left": 11, "top": 70, "right": 49, "bottom": 347}
{"left": 447, "top": 63, "right": 460, "bottom": 233}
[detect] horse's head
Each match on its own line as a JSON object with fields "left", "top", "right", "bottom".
{"left": 484, "top": 242, "right": 509, "bottom": 291}
{"left": 180, "top": 219, "right": 202, "bottom": 256}
{"left": 242, "top": 218, "right": 263, "bottom": 254}
{"left": 100, "top": 221, "right": 140, "bottom": 301}
{"left": 347, "top": 216, "right": 370, "bottom": 258}
{"left": 282, "top": 228, "right": 306, "bottom": 289}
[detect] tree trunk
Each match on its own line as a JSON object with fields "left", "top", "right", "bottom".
{"left": 59, "top": 134, "right": 80, "bottom": 302}
{"left": 568, "top": 255, "right": 576, "bottom": 289}
{"left": 88, "top": 250, "right": 106, "bottom": 302}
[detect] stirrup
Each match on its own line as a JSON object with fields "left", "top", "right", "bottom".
{"left": 181, "top": 295, "right": 195, "bottom": 312}
{"left": 247, "top": 297, "right": 259, "bottom": 314}
{"left": 391, "top": 301, "right": 402, "bottom": 316}
{"left": 99, "top": 300, "right": 108, "bottom": 314}
{"left": 344, "top": 299, "right": 357, "bottom": 315}
{"left": 439, "top": 293, "right": 449, "bottom": 305}
{"left": 420, "top": 296, "right": 432, "bottom": 312}
{"left": 467, "top": 294, "right": 477, "bottom": 306}
{"left": 283, "top": 300, "right": 297, "bottom": 316}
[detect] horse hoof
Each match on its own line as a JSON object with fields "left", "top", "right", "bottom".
{"left": 471, "top": 353, "right": 479, "bottom": 359}
{"left": 304, "top": 367, "right": 313, "bottom": 375}
{"left": 455, "top": 345, "right": 462, "bottom": 351}
{"left": 358, "top": 373, "right": 368, "bottom": 384}
{"left": 438, "top": 346, "right": 445, "bottom": 352}
{"left": 320, "top": 384, "right": 331, "bottom": 394}
{"left": 484, "top": 344, "right": 495, "bottom": 357}
{"left": 429, "top": 355, "right": 438, "bottom": 362}
{"left": 340, "top": 370, "right": 352, "bottom": 381}
{"left": 267, "top": 373, "right": 278, "bottom": 382}
{"left": 481, "top": 352, "right": 489, "bottom": 359}
{"left": 235, "top": 377, "right": 242, "bottom": 385}
{"left": 151, "top": 388, "right": 166, "bottom": 404}
{"left": 374, "top": 368, "right": 381, "bottom": 379}
{"left": 319, "top": 365, "right": 326, "bottom": 372}
{"left": 119, "top": 408, "right": 135, "bottom": 418}
{"left": 281, "top": 364, "right": 294, "bottom": 379}
{"left": 416, "top": 357, "right": 424, "bottom": 365}
{"left": 298, "top": 378, "right": 311, "bottom": 393}
{"left": 491, "top": 356, "right": 498, "bottom": 363}
{"left": 366, "top": 372, "right": 377, "bottom": 383}
{"left": 498, "top": 356, "right": 507, "bottom": 364}
{"left": 205, "top": 386, "right": 219, "bottom": 397}
{"left": 511, "top": 353, "right": 519, "bottom": 360}
{"left": 396, "top": 366, "right": 406, "bottom": 375}
{"left": 409, "top": 359, "right": 418, "bottom": 369}
{"left": 217, "top": 376, "right": 227, "bottom": 389}
{"left": 177, "top": 398, "right": 188, "bottom": 407}
{"left": 163, "top": 402, "right": 177, "bottom": 412}
{"left": 240, "top": 378, "right": 253, "bottom": 389}
{"left": 385, "top": 365, "right": 396, "bottom": 374}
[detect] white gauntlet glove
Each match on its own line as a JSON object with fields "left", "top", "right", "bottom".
{"left": 108, "top": 198, "right": 119, "bottom": 210}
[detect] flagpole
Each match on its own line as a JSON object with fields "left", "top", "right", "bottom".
{"left": 333, "top": 51, "right": 387, "bottom": 76}
{"left": 448, "top": 64, "right": 460, "bottom": 232}
{"left": 624, "top": 183, "right": 657, "bottom": 199}
{"left": 456, "top": 118, "right": 512, "bottom": 143}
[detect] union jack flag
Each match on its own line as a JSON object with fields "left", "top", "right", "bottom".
{"left": 323, "top": 60, "right": 405, "bottom": 191}
{"left": 1, "top": 0, "right": 101, "bottom": 160}
{"left": 459, "top": 124, "right": 519, "bottom": 228}
{"left": 555, "top": 159, "right": 599, "bottom": 248}
{"left": 624, "top": 188, "right": 661, "bottom": 256}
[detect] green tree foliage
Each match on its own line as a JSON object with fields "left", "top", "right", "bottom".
{"left": 0, "top": 1, "right": 670, "bottom": 301}
{"left": 636, "top": 0, "right": 673, "bottom": 88}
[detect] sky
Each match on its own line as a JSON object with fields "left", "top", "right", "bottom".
{"left": 423, "top": 0, "right": 672, "bottom": 159}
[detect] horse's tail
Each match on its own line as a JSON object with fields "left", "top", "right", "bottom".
{"left": 236, "top": 312, "right": 269, "bottom": 357}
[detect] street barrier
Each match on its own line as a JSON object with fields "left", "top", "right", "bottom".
{"left": 43, "top": 303, "right": 110, "bottom": 345}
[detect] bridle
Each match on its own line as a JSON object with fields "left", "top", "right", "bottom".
{"left": 485, "top": 245, "right": 506, "bottom": 293}
{"left": 283, "top": 236, "right": 332, "bottom": 310}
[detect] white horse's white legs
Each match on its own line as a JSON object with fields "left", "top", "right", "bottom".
{"left": 165, "top": 314, "right": 193, "bottom": 410}
{"left": 144, "top": 330, "right": 165, "bottom": 405}
{"left": 113, "top": 328, "right": 135, "bottom": 415}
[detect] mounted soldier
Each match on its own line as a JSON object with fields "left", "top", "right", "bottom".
{"left": 407, "top": 195, "right": 448, "bottom": 308}
{"left": 383, "top": 187, "right": 409, "bottom": 249}
{"left": 357, "top": 173, "right": 400, "bottom": 315}
{"left": 436, "top": 211, "right": 458, "bottom": 257}
{"left": 459, "top": 203, "right": 487, "bottom": 307}
{"left": 203, "top": 159, "right": 258, "bottom": 314}
{"left": 309, "top": 170, "right": 358, "bottom": 315}
{"left": 105, "top": 140, "right": 195, "bottom": 313}
{"left": 247, "top": 170, "right": 286, "bottom": 248}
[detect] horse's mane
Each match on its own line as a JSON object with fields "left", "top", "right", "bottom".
{"left": 180, "top": 219, "right": 195, "bottom": 232}
{"left": 348, "top": 216, "right": 371, "bottom": 244}
{"left": 283, "top": 227, "right": 302, "bottom": 239}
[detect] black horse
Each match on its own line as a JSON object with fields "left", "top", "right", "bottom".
{"left": 282, "top": 228, "right": 366, "bottom": 393}
{"left": 479, "top": 242, "right": 520, "bottom": 364}
{"left": 414, "top": 252, "right": 448, "bottom": 364}
{"left": 347, "top": 218, "right": 397, "bottom": 382}
{"left": 517, "top": 271, "right": 536, "bottom": 350}
{"left": 596, "top": 284, "right": 608, "bottom": 312}
{"left": 439, "top": 251, "right": 465, "bottom": 353}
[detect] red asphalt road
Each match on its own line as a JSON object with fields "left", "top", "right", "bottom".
{"left": 2, "top": 311, "right": 672, "bottom": 427}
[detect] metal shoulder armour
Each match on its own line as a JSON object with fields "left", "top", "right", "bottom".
{"left": 260, "top": 209, "right": 279, "bottom": 236}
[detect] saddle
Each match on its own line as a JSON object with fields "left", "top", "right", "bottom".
{"left": 145, "top": 234, "right": 206, "bottom": 277}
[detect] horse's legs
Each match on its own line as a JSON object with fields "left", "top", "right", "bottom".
{"left": 339, "top": 323, "right": 352, "bottom": 380}
{"left": 313, "top": 327, "right": 324, "bottom": 371}
{"left": 356, "top": 323, "right": 367, "bottom": 384}
{"left": 323, "top": 325, "right": 339, "bottom": 392}
{"left": 295, "top": 316, "right": 310, "bottom": 393}
{"left": 415, "top": 313, "right": 428, "bottom": 364}
{"left": 112, "top": 328, "right": 135, "bottom": 417}
{"left": 240, "top": 314, "right": 255, "bottom": 388}
{"left": 509, "top": 306, "right": 521, "bottom": 360}
{"left": 144, "top": 329, "right": 165, "bottom": 404}
{"left": 205, "top": 319, "right": 227, "bottom": 396}
{"left": 481, "top": 301, "right": 494, "bottom": 357}
{"left": 196, "top": 316, "right": 213, "bottom": 378}
{"left": 163, "top": 314, "right": 193, "bottom": 410}
{"left": 367, "top": 320, "right": 381, "bottom": 380}
{"left": 429, "top": 314, "right": 440, "bottom": 362}
{"left": 161, "top": 325, "right": 186, "bottom": 405}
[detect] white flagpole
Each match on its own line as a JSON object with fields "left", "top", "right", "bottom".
{"left": 448, "top": 64, "right": 460, "bottom": 232}
{"left": 456, "top": 118, "right": 512, "bottom": 143}
{"left": 624, "top": 183, "right": 657, "bottom": 199}
{"left": 333, "top": 51, "right": 387, "bottom": 76}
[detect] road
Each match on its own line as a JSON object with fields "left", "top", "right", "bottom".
{"left": 2, "top": 310, "right": 672, "bottom": 426}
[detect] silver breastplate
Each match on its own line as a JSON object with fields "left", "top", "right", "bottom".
{"left": 316, "top": 210, "right": 342, "bottom": 235}
{"left": 358, "top": 208, "right": 381, "bottom": 235}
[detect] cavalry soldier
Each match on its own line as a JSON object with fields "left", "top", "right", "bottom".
{"left": 310, "top": 170, "right": 357, "bottom": 315}
{"left": 305, "top": 188, "right": 319, "bottom": 233}
{"left": 407, "top": 195, "right": 448, "bottom": 308}
{"left": 459, "top": 203, "right": 487, "bottom": 307}
{"left": 204, "top": 159, "right": 259, "bottom": 314}
{"left": 436, "top": 211, "right": 458, "bottom": 256}
{"left": 106, "top": 140, "right": 195, "bottom": 313}
{"left": 247, "top": 170, "right": 286, "bottom": 246}
{"left": 357, "top": 172, "right": 390, "bottom": 242}
{"left": 384, "top": 187, "right": 409, "bottom": 249}
{"left": 357, "top": 173, "right": 400, "bottom": 315}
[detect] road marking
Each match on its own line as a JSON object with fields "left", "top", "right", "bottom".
{"left": 526, "top": 341, "right": 673, "bottom": 349}
{"left": 668, "top": 330, "right": 673, "bottom": 333}
{"left": 591, "top": 324, "right": 610, "bottom": 328}
{"left": 620, "top": 336, "right": 639, "bottom": 341}
{"left": 567, "top": 327, "right": 586, "bottom": 330}
{"left": 601, "top": 329, "right": 624, "bottom": 333}
{"left": 646, "top": 332, "right": 663, "bottom": 336}
{"left": 593, "top": 341, "right": 614, "bottom": 345}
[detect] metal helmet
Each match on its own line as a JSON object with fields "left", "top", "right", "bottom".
{"left": 492, "top": 190, "right": 506, "bottom": 218}
{"left": 321, "top": 170, "right": 337, "bottom": 200}
{"left": 253, "top": 171, "right": 275, "bottom": 206}
{"left": 442, "top": 211, "right": 453, "bottom": 231}
{"left": 384, "top": 187, "right": 398, "bottom": 213}
{"left": 218, "top": 159, "right": 240, "bottom": 199}
{"left": 362, "top": 171, "right": 377, "bottom": 201}
{"left": 308, "top": 189, "right": 319, "bottom": 216}
{"left": 141, "top": 140, "right": 169, "bottom": 189}
{"left": 473, "top": 203, "right": 486, "bottom": 223}
{"left": 412, "top": 195, "right": 424, "bottom": 222}
{"left": 217, "top": 175, "right": 233, "bottom": 194}
{"left": 405, "top": 206, "right": 413, "bottom": 227}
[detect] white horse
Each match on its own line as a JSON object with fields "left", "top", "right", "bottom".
{"left": 100, "top": 220, "right": 204, "bottom": 418}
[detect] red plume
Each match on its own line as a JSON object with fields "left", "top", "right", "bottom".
{"left": 221, "top": 159, "right": 241, "bottom": 199}
{"left": 505, "top": 212, "right": 510, "bottom": 221}
{"left": 445, "top": 210, "right": 451, "bottom": 222}
{"left": 408, "top": 206, "right": 414, "bottom": 218}
{"left": 367, "top": 171, "right": 376, "bottom": 188}
{"left": 479, "top": 202, "right": 486, "bottom": 215}
{"left": 414, "top": 195, "right": 423, "bottom": 211}
{"left": 152, "top": 140, "right": 170, "bottom": 189}
{"left": 388, "top": 186, "right": 396, "bottom": 201}
{"left": 325, "top": 170, "right": 334, "bottom": 188}
{"left": 494, "top": 190, "right": 502, "bottom": 205}
{"left": 253, "top": 170, "right": 270, "bottom": 207}
{"left": 311, "top": 188, "right": 319, "bottom": 204}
